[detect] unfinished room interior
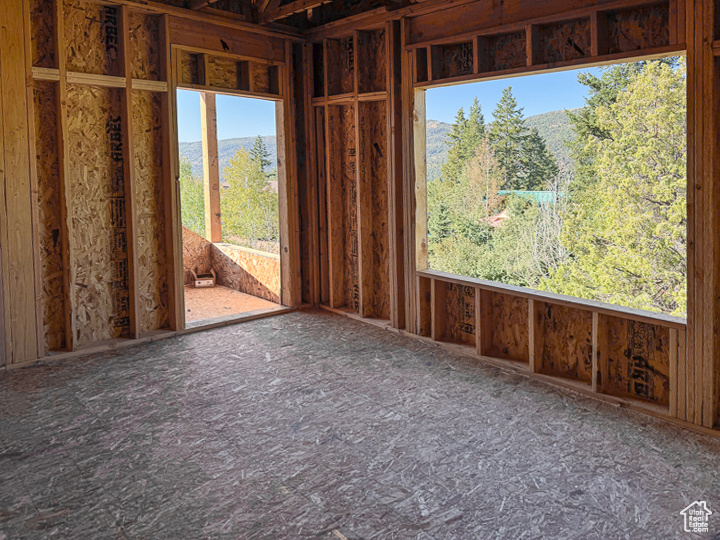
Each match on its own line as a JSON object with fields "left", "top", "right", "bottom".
{"left": 1, "top": 0, "right": 720, "bottom": 536}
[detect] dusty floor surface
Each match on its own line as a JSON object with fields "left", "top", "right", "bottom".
{"left": 1, "top": 311, "right": 720, "bottom": 539}
{"left": 184, "top": 284, "right": 278, "bottom": 323}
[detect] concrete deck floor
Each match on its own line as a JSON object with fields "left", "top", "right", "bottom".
{"left": 1, "top": 310, "right": 719, "bottom": 539}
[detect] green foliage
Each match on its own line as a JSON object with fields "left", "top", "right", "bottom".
{"left": 250, "top": 135, "right": 272, "bottom": 171}
{"left": 427, "top": 57, "right": 686, "bottom": 317}
{"left": 221, "top": 148, "right": 279, "bottom": 251}
{"left": 179, "top": 155, "right": 205, "bottom": 236}
{"left": 440, "top": 98, "right": 486, "bottom": 183}
{"left": 544, "top": 59, "right": 687, "bottom": 316}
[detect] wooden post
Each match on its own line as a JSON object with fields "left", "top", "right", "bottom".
{"left": 0, "top": 0, "right": 40, "bottom": 364}
{"left": 591, "top": 311, "right": 599, "bottom": 392}
{"left": 388, "top": 20, "right": 405, "bottom": 329}
{"left": 161, "top": 17, "right": 183, "bottom": 331}
{"left": 201, "top": 92, "right": 221, "bottom": 243}
{"left": 120, "top": 6, "right": 140, "bottom": 339}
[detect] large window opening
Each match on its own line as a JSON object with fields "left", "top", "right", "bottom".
{"left": 424, "top": 57, "right": 687, "bottom": 318}
{"left": 177, "top": 90, "right": 282, "bottom": 325}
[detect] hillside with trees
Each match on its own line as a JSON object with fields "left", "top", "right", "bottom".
{"left": 180, "top": 137, "right": 280, "bottom": 254}
{"left": 427, "top": 58, "right": 686, "bottom": 317}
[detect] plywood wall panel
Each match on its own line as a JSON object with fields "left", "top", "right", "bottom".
{"left": 66, "top": 84, "right": 129, "bottom": 347}
{"left": 34, "top": 82, "right": 66, "bottom": 351}
{"left": 357, "top": 30, "right": 386, "bottom": 93}
{"left": 128, "top": 12, "right": 161, "bottom": 81}
{"left": 480, "top": 291, "right": 528, "bottom": 363}
{"left": 132, "top": 90, "right": 169, "bottom": 334}
{"left": 64, "top": 0, "right": 121, "bottom": 76}
{"left": 599, "top": 315, "right": 671, "bottom": 406}
{"left": 30, "top": 0, "right": 56, "bottom": 68}
{"left": 327, "top": 38, "right": 354, "bottom": 95}
{"left": 358, "top": 100, "right": 389, "bottom": 319}
{"left": 535, "top": 302, "right": 593, "bottom": 383}
{"left": 441, "top": 283, "right": 476, "bottom": 346}
{"left": 327, "top": 104, "right": 358, "bottom": 311}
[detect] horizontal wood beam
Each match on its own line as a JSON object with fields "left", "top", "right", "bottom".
{"left": 263, "top": 0, "right": 332, "bottom": 22}
{"left": 190, "top": 0, "right": 220, "bottom": 9}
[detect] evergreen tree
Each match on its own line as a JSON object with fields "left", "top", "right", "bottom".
{"left": 489, "top": 87, "right": 527, "bottom": 189}
{"left": 520, "top": 128, "right": 559, "bottom": 190}
{"left": 544, "top": 58, "right": 687, "bottom": 316}
{"left": 428, "top": 201, "right": 453, "bottom": 240}
{"left": 440, "top": 98, "right": 485, "bottom": 183}
{"left": 250, "top": 135, "right": 272, "bottom": 171}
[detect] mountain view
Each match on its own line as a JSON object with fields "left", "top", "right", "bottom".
{"left": 179, "top": 109, "right": 573, "bottom": 184}
{"left": 179, "top": 136, "right": 278, "bottom": 184}
{"left": 426, "top": 109, "right": 575, "bottom": 182}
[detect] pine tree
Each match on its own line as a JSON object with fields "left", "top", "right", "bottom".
{"left": 250, "top": 135, "right": 272, "bottom": 171}
{"left": 489, "top": 87, "right": 527, "bottom": 189}
{"left": 440, "top": 99, "right": 485, "bottom": 183}
{"left": 520, "top": 128, "right": 559, "bottom": 190}
{"left": 428, "top": 201, "right": 453, "bottom": 240}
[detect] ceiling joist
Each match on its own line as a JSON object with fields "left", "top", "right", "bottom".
{"left": 262, "top": 0, "right": 332, "bottom": 22}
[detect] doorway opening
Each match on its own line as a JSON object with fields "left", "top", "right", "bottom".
{"left": 177, "top": 90, "right": 282, "bottom": 326}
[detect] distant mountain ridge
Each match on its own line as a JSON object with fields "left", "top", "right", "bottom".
{"left": 179, "top": 136, "right": 278, "bottom": 184}
{"left": 178, "top": 109, "right": 576, "bottom": 184}
{"left": 425, "top": 108, "right": 578, "bottom": 182}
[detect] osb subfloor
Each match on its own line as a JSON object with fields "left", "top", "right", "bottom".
{"left": 1, "top": 311, "right": 720, "bottom": 539}
{"left": 184, "top": 284, "right": 278, "bottom": 323}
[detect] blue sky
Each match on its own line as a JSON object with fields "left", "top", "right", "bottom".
{"left": 176, "top": 65, "right": 603, "bottom": 141}
{"left": 426, "top": 66, "right": 604, "bottom": 124}
{"left": 177, "top": 90, "right": 277, "bottom": 142}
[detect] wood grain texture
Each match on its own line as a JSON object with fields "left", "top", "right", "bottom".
{"left": 128, "top": 11, "right": 161, "bottom": 81}
{"left": 606, "top": 3, "right": 670, "bottom": 54}
{"left": 598, "top": 315, "right": 671, "bottom": 407}
{"left": 535, "top": 302, "right": 593, "bottom": 383}
{"left": 357, "top": 29, "right": 386, "bottom": 94}
{"left": 132, "top": 90, "right": 170, "bottom": 333}
{"left": 64, "top": 0, "right": 122, "bottom": 76}
{"left": 33, "top": 82, "right": 67, "bottom": 351}
{"left": 358, "top": 100, "right": 389, "bottom": 320}
{"left": 30, "top": 0, "right": 56, "bottom": 68}
{"left": 326, "top": 37, "right": 354, "bottom": 95}
{"left": 430, "top": 41, "right": 474, "bottom": 80}
{"left": 436, "top": 282, "right": 475, "bottom": 346}
{"left": 535, "top": 18, "right": 591, "bottom": 64}
{"left": 479, "top": 290, "right": 528, "bottom": 363}
{"left": 327, "top": 104, "right": 358, "bottom": 311}
{"left": 66, "top": 84, "right": 129, "bottom": 346}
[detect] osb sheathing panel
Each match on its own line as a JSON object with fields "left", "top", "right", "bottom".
{"left": 327, "top": 38, "right": 354, "bottom": 95}
{"left": 128, "top": 12, "right": 161, "bottom": 81}
{"left": 484, "top": 32, "right": 526, "bottom": 72}
{"left": 180, "top": 51, "right": 201, "bottom": 85}
{"left": 66, "top": 84, "right": 129, "bottom": 346}
{"left": 600, "top": 316, "right": 670, "bottom": 406}
{"left": 359, "top": 100, "right": 389, "bottom": 319}
{"left": 535, "top": 302, "right": 592, "bottom": 383}
{"left": 208, "top": 56, "right": 241, "bottom": 90}
{"left": 250, "top": 62, "right": 270, "bottom": 94}
{"left": 328, "top": 104, "right": 359, "bottom": 311}
{"left": 64, "top": 0, "right": 121, "bottom": 76}
{"left": 536, "top": 18, "right": 591, "bottom": 64}
{"left": 431, "top": 42, "right": 473, "bottom": 80}
{"left": 357, "top": 30, "right": 386, "bottom": 94}
{"left": 31, "top": 0, "right": 56, "bottom": 68}
{"left": 34, "top": 82, "right": 66, "bottom": 351}
{"left": 182, "top": 226, "right": 213, "bottom": 285}
{"left": 133, "top": 91, "right": 169, "bottom": 333}
{"left": 481, "top": 291, "right": 528, "bottom": 363}
{"left": 212, "top": 245, "right": 280, "bottom": 304}
{"left": 607, "top": 3, "right": 670, "bottom": 54}
{"left": 444, "top": 283, "right": 475, "bottom": 347}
